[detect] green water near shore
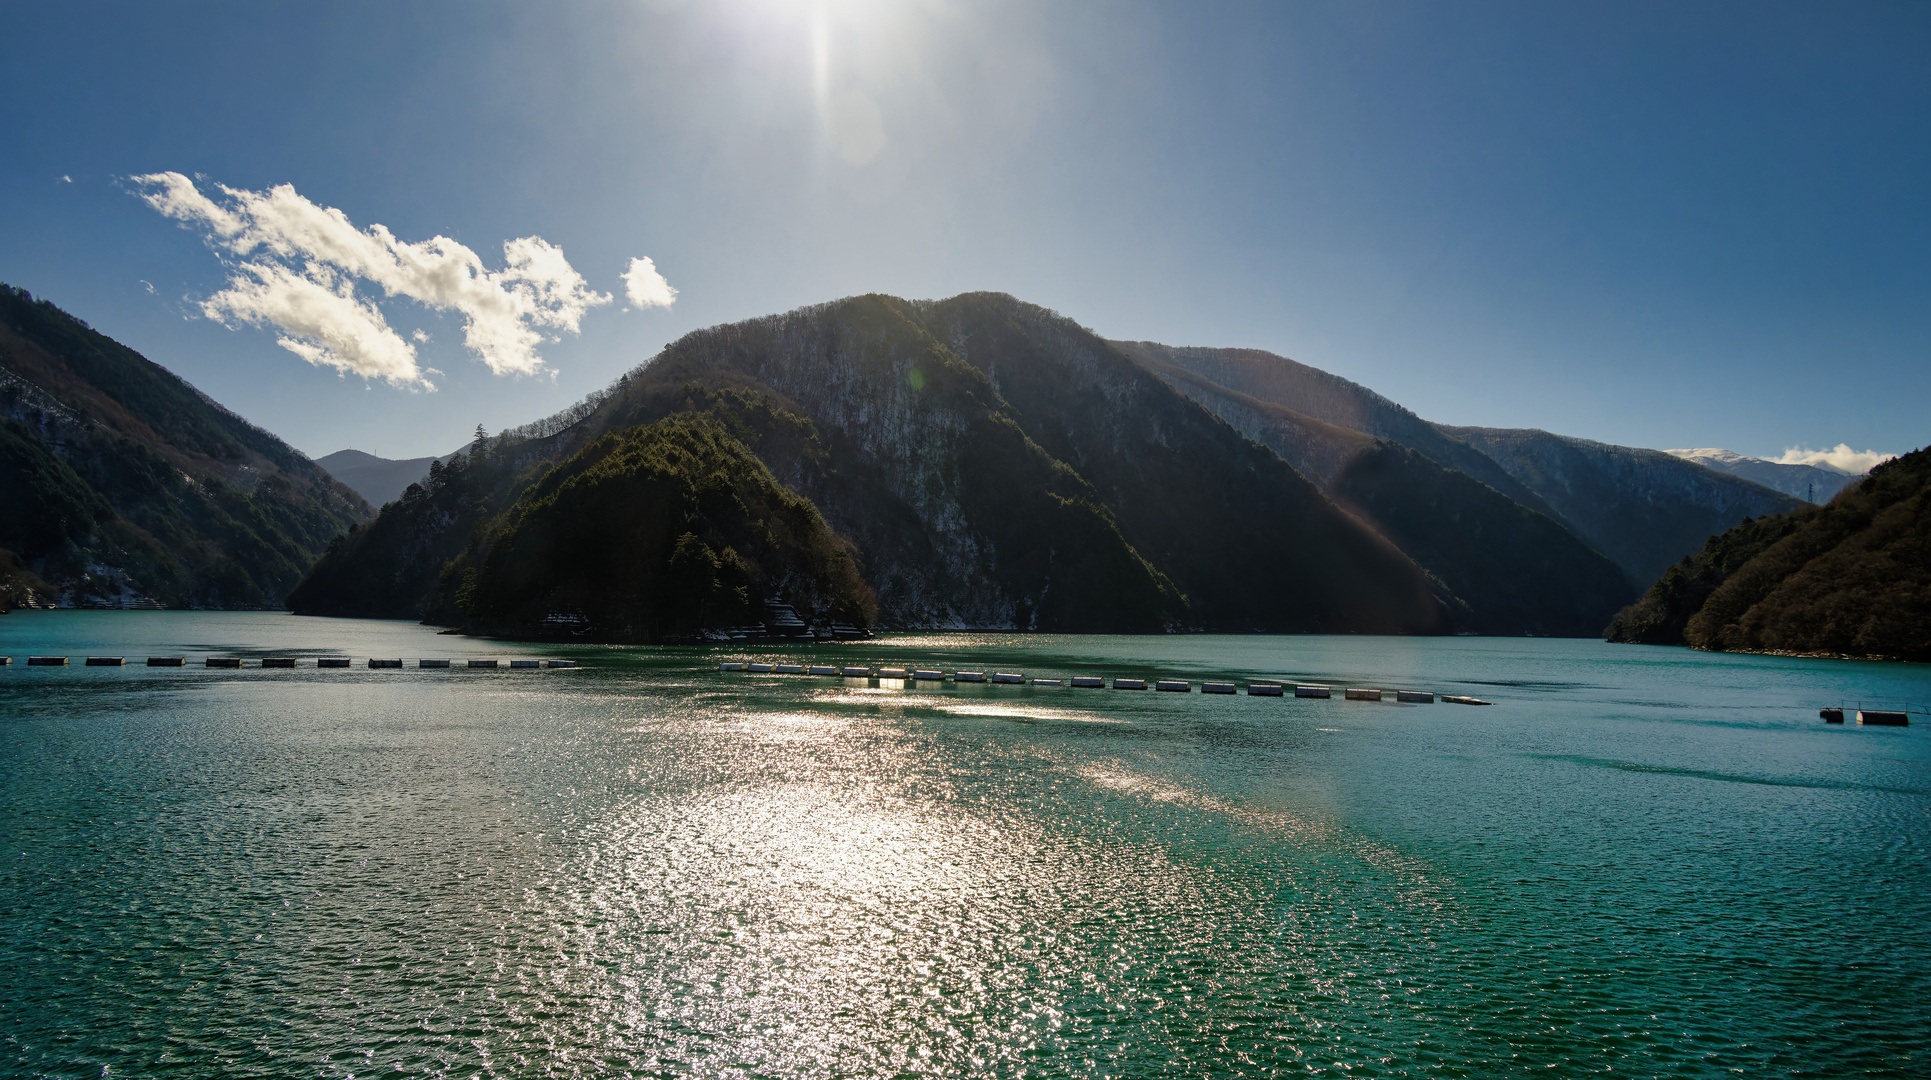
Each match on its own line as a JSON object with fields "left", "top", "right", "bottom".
{"left": 3, "top": 612, "right": 1928, "bottom": 1077}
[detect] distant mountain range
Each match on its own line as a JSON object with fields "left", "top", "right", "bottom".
{"left": 290, "top": 292, "right": 1813, "bottom": 639}
{"left": 0, "top": 285, "right": 368, "bottom": 609}
{"left": 1664, "top": 447, "right": 1860, "bottom": 504}
{"left": 314, "top": 448, "right": 460, "bottom": 507}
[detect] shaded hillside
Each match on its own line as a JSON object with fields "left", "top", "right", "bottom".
{"left": 1607, "top": 446, "right": 1930, "bottom": 660}
{"left": 297, "top": 292, "right": 1450, "bottom": 634}
{"left": 1121, "top": 347, "right": 1635, "bottom": 634}
{"left": 444, "top": 416, "right": 876, "bottom": 640}
{"left": 1113, "top": 341, "right": 1556, "bottom": 517}
{"left": 0, "top": 284, "right": 369, "bottom": 608}
{"left": 316, "top": 448, "right": 452, "bottom": 507}
{"left": 1444, "top": 427, "right": 1807, "bottom": 586}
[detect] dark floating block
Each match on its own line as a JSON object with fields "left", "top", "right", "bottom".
{"left": 1441, "top": 695, "right": 1492, "bottom": 706}
{"left": 808, "top": 665, "right": 839, "bottom": 676}
{"left": 1294, "top": 685, "right": 1330, "bottom": 698}
{"left": 1113, "top": 678, "right": 1146, "bottom": 691}
{"left": 0, "top": 656, "right": 9, "bottom": 665}
{"left": 263, "top": 657, "right": 298, "bottom": 668}
{"left": 468, "top": 659, "right": 498, "bottom": 668}
{"left": 1820, "top": 708, "right": 1844, "bottom": 723}
{"left": 748, "top": 663, "right": 774, "bottom": 673}
{"left": 991, "top": 672, "right": 1025, "bottom": 684}
{"left": 841, "top": 666, "right": 871, "bottom": 678}
{"left": 368, "top": 658, "right": 403, "bottom": 669}
{"left": 1859, "top": 710, "right": 1909, "bottom": 726}
{"left": 546, "top": 659, "right": 576, "bottom": 669}
{"left": 509, "top": 659, "right": 540, "bottom": 668}
{"left": 147, "top": 657, "right": 185, "bottom": 667}
{"left": 878, "top": 667, "right": 909, "bottom": 679}
{"left": 419, "top": 658, "right": 450, "bottom": 668}
{"left": 1248, "top": 683, "right": 1285, "bottom": 696}
{"left": 774, "top": 663, "right": 804, "bottom": 674}
{"left": 912, "top": 670, "right": 943, "bottom": 681}
{"left": 1155, "top": 679, "right": 1189, "bottom": 692}
{"left": 318, "top": 657, "right": 352, "bottom": 668}
{"left": 1395, "top": 690, "right": 1435, "bottom": 704}
{"left": 85, "top": 656, "right": 124, "bottom": 666}
{"left": 1201, "top": 682, "right": 1236, "bottom": 694}
{"left": 1344, "top": 688, "right": 1382, "bottom": 701}
{"left": 1032, "top": 677, "right": 1063, "bottom": 686}
{"left": 206, "top": 657, "right": 242, "bottom": 668}
{"left": 719, "top": 662, "right": 747, "bottom": 671}
{"left": 1070, "top": 676, "right": 1104, "bottom": 688}
{"left": 28, "top": 656, "right": 67, "bottom": 666}
{"left": 955, "top": 671, "right": 985, "bottom": 683}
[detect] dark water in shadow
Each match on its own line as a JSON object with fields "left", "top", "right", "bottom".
{"left": 2, "top": 613, "right": 1928, "bottom": 1077}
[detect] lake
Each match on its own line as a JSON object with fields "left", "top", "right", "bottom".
{"left": 2, "top": 611, "right": 1928, "bottom": 1077}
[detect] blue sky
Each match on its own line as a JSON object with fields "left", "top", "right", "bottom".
{"left": 3, "top": 0, "right": 1925, "bottom": 462}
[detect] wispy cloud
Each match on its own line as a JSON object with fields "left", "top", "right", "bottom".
{"left": 129, "top": 172, "right": 663, "bottom": 389}
{"left": 1775, "top": 443, "right": 1895, "bottom": 475}
{"left": 622, "top": 256, "right": 678, "bottom": 309}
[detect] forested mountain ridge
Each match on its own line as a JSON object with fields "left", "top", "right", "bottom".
{"left": 0, "top": 284, "right": 369, "bottom": 609}
{"left": 1605, "top": 445, "right": 1929, "bottom": 660}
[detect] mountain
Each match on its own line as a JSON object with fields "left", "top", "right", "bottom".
{"left": 0, "top": 284, "right": 370, "bottom": 609}
{"left": 1441, "top": 428, "right": 1807, "bottom": 586}
{"left": 295, "top": 293, "right": 1454, "bottom": 635}
{"left": 315, "top": 448, "right": 455, "bottom": 507}
{"left": 1115, "top": 343, "right": 1635, "bottom": 635}
{"left": 1665, "top": 448, "right": 1861, "bottom": 504}
{"left": 1605, "top": 445, "right": 1930, "bottom": 660}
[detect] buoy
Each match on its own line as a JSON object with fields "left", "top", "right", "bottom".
{"left": 1859, "top": 710, "right": 1909, "bottom": 726}
{"left": 774, "top": 664, "right": 804, "bottom": 674}
{"left": 878, "top": 667, "right": 909, "bottom": 678}
{"left": 264, "top": 657, "right": 298, "bottom": 668}
{"left": 1294, "top": 685, "right": 1330, "bottom": 698}
{"left": 1202, "top": 682, "right": 1236, "bottom": 694}
{"left": 1441, "top": 695, "right": 1491, "bottom": 706}
{"left": 147, "top": 657, "right": 185, "bottom": 667}
{"left": 912, "top": 669, "right": 943, "bottom": 681}
{"left": 1113, "top": 677, "right": 1146, "bottom": 690}
{"left": 808, "top": 665, "right": 839, "bottom": 676}
{"left": 468, "top": 659, "right": 498, "bottom": 668}
{"left": 1395, "top": 690, "right": 1434, "bottom": 704}
{"left": 991, "top": 672, "right": 1025, "bottom": 684}
{"left": 368, "top": 658, "right": 403, "bottom": 669}
{"left": 318, "top": 658, "right": 352, "bottom": 668}
{"left": 546, "top": 659, "right": 576, "bottom": 669}
{"left": 748, "top": 663, "right": 773, "bottom": 673}
{"left": 1032, "top": 677, "right": 1063, "bottom": 686}
{"left": 1155, "top": 679, "right": 1189, "bottom": 692}
{"left": 207, "top": 657, "right": 242, "bottom": 668}
{"left": 1344, "top": 688, "right": 1382, "bottom": 701}
{"left": 841, "top": 666, "right": 870, "bottom": 678}
{"left": 955, "top": 671, "right": 985, "bottom": 683}
{"left": 419, "top": 658, "right": 450, "bottom": 668}
{"left": 27, "top": 656, "right": 66, "bottom": 666}
{"left": 1070, "top": 676, "right": 1104, "bottom": 688}
{"left": 85, "top": 656, "right": 124, "bottom": 666}
{"left": 510, "top": 659, "right": 540, "bottom": 668}
{"left": 1248, "top": 683, "right": 1284, "bottom": 696}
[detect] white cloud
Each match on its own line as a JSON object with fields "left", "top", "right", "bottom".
{"left": 1775, "top": 443, "right": 1895, "bottom": 475}
{"left": 129, "top": 171, "right": 616, "bottom": 386}
{"left": 622, "top": 256, "right": 678, "bottom": 309}
{"left": 59, "top": 175, "right": 72, "bottom": 184}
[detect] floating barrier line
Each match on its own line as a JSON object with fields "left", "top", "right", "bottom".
{"left": 4, "top": 656, "right": 574, "bottom": 670}
{"left": 707, "top": 661, "right": 1466, "bottom": 704}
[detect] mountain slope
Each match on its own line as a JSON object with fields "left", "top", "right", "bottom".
{"left": 0, "top": 284, "right": 370, "bottom": 608}
{"left": 1443, "top": 427, "right": 1807, "bottom": 586}
{"left": 1665, "top": 448, "right": 1861, "bottom": 504}
{"left": 1606, "top": 445, "right": 1930, "bottom": 660}
{"left": 315, "top": 448, "right": 453, "bottom": 507}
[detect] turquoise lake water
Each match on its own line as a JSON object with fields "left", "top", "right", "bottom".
{"left": 2, "top": 611, "right": 1928, "bottom": 1078}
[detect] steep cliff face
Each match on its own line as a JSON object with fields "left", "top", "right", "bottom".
{"left": 1607, "top": 445, "right": 1930, "bottom": 660}
{"left": 0, "top": 284, "right": 369, "bottom": 608}
{"left": 1444, "top": 427, "right": 1805, "bottom": 586}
